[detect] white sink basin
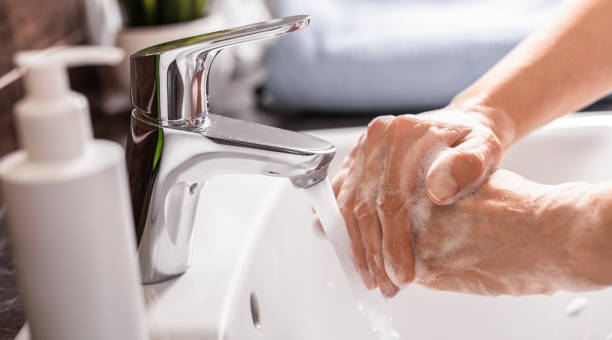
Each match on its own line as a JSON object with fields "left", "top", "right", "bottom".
{"left": 16, "top": 114, "right": 612, "bottom": 339}
{"left": 223, "top": 114, "right": 612, "bottom": 340}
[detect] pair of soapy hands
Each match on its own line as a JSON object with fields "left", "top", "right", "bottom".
{"left": 312, "top": 0, "right": 612, "bottom": 297}
{"left": 321, "top": 107, "right": 507, "bottom": 297}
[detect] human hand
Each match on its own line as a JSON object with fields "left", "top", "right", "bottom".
{"left": 330, "top": 107, "right": 507, "bottom": 297}
{"left": 415, "top": 169, "right": 602, "bottom": 295}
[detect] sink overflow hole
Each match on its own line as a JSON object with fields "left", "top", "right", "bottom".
{"left": 250, "top": 292, "right": 262, "bottom": 329}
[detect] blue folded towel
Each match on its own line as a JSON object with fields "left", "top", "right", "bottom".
{"left": 266, "top": 0, "right": 562, "bottom": 112}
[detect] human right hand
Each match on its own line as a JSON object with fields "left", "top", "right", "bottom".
{"left": 330, "top": 106, "right": 510, "bottom": 297}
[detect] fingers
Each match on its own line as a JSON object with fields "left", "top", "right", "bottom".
{"left": 353, "top": 116, "right": 398, "bottom": 297}
{"left": 339, "top": 196, "right": 376, "bottom": 289}
{"left": 336, "top": 141, "right": 376, "bottom": 289}
{"left": 331, "top": 170, "right": 346, "bottom": 198}
{"left": 377, "top": 117, "right": 420, "bottom": 292}
{"left": 425, "top": 132, "right": 502, "bottom": 205}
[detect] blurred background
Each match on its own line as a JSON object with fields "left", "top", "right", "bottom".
{"left": 0, "top": 0, "right": 611, "bottom": 337}
{"left": 2, "top": 0, "right": 612, "bottom": 154}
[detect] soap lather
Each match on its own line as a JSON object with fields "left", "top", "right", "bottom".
{"left": 126, "top": 15, "right": 337, "bottom": 284}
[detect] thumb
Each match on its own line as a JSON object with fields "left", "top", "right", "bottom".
{"left": 425, "top": 135, "right": 502, "bottom": 205}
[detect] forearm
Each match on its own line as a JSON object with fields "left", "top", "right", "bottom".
{"left": 450, "top": 0, "right": 612, "bottom": 148}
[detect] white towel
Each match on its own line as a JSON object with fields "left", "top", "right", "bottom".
{"left": 266, "top": 0, "right": 562, "bottom": 112}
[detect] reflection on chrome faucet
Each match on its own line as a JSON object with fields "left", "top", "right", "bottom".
{"left": 125, "top": 15, "right": 336, "bottom": 284}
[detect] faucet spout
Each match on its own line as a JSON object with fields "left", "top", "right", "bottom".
{"left": 126, "top": 111, "right": 335, "bottom": 284}
{"left": 202, "top": 114, "right": 335, "bottom": 188}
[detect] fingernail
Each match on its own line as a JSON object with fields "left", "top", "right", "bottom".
{"left": 380, "top": 281, "right": 397, "bottom": 298}
{"left": 427, "top": 172, "right": 459, "bottom": 204}
{"left": 384, "top": 261, "right": 412, "bottom": 288}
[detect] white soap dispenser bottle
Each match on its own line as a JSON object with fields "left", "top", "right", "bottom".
{"left": 0, "top": 47, "right": 148, "bottom": 340}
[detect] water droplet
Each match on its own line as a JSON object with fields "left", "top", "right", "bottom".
{"left": 565, "top": 297, "right": 590, "bottom": 317}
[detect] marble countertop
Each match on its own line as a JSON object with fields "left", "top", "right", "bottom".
{"left": 0, "top": 209, "right": 25, "bottom": 339}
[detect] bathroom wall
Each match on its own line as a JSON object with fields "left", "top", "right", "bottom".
{"left": 0, "top": 0, "right": 85, "bottom": 158}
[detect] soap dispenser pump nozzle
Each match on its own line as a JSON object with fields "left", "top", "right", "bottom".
{"left": 15, "top": 46, "right": 124, "bottom": 98}
{"left": 12, "top": 46, "right": 124, "bottom": 161}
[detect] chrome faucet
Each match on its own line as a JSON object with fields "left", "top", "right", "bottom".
{"left": 125, "top": 15, "right": 335, "bottom": 284}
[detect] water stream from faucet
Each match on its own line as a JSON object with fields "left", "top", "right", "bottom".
{"left": 305, "top": 178, "right": 400, "bottom": 340}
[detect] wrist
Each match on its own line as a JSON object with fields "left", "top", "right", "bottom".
{"left": 448, "top": 92, "right": 517, "bottom": 150}
{"left": 563, "top": 183, "right": 612, "bottom": 288}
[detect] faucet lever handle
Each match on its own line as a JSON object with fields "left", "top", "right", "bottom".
{"left": 130, "top": 15, "right": 310, "bottom": 125}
